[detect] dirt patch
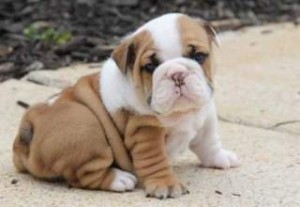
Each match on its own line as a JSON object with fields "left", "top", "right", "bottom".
{"left": 0, "top": 0, "right": 299, "bottom": 82}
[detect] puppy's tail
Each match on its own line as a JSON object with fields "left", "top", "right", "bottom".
{"left": 18, "top": 120, "right": 33, "bottom": 145}
{"left": 13, "top": 103, "right": 47, "bottom": 172}
{"left": 13, "top": 118, "right": 33, "bottom": 172}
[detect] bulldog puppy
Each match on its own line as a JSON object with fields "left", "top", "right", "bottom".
{"left": 13, "top": 13, "right": 240, "bottom": 199}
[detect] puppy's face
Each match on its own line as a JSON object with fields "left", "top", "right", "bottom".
{"left": 112, "top": 14, "right": 216, "bottom": 116}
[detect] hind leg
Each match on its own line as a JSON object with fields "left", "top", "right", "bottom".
{"left": 13, "top": 102, "right": 137, "bottom": 192}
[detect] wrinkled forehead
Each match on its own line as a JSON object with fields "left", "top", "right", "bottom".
{"left": 132, "top": 13, "right": 210, "bottom": 61}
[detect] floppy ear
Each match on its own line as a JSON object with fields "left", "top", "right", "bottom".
{"left": 194, "top": 18, "right": 220, "bottom": 47}
{"left": 203, "top": 21, "right": 221, "bottom": 47}
{"left": 111, "top": 38, "right": 136, "bottom": 74}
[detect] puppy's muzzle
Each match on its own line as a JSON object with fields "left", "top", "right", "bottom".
{"left": 166, "top": 64, "right": 189, "bottom": 92}
{"left": 172, "top": 72, "right": 185, "bottom": 88}
{"left": 171, "top": 71, "right": 189, "bottom": 96}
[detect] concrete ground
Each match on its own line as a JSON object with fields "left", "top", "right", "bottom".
{"left": 0, "top": 23, "right": 299, "bottom": 207}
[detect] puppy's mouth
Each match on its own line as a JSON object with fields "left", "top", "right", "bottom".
{"left": 150, "top": 72, "right": 213, "bottom": 116}
{"left": 147, "top": 57, "right": 214, "bottom": 116}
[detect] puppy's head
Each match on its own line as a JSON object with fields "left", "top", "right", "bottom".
{"left": 112, "top": 13, "right": 218, "bottom": 116}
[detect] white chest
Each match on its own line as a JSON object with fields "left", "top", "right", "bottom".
{"left": 162, "top": 108, "right": 209, "bottom": 158}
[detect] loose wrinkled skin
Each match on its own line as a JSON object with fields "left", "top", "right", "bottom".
{"left": 13, "top": 13, "right": 240, "bottom": 199}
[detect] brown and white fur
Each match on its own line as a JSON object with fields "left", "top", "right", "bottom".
{"left": 13, "top": 13, "right": 240, "bottom": 199}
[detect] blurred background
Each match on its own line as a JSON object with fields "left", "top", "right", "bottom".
{"left": 0, "top": 0, "right": 299, "bottom": 82}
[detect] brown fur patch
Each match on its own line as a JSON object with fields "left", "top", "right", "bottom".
{"left": 129, "top": 31, "right": 156, "bottom": 107}
{"left": 12, "top": 73, "right": 133, "bottom": 190}
{"left": 178, "top": 15, "right": 214, "bottom": 82}
{"left": 113, "top": 30, "right": 157, "bottom": 107}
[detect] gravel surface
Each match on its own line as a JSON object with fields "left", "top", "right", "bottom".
{"left": 0, "top": 0, "right": 299, "bottom": 82}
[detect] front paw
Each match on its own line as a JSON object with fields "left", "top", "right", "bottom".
{"left": 144, "top": 177, "right": 189, "bottom": 199}
{"left": 201, "top": 149, "right": 241, "bottom": 169}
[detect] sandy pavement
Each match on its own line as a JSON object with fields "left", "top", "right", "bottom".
{"left": 0, "top": 23, "right": 299, "bottom": 207}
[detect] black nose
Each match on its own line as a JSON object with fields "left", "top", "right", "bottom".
{"left": 172, "top": 72, "right": 185, "bottom": 87}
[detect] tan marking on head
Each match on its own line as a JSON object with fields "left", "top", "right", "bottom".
{"left": 178, "top": 15, "right": 214, "bottom": 82}
{"left": 111, "top": 38, "right": 135, "bottom": 74}
{"left": 112, "top": 30, "right": 156, "bottom": 107}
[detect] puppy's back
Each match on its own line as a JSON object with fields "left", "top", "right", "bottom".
{"left": 12, "top": 89, "right": 115, "bottom": 185}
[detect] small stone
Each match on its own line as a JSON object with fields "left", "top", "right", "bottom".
{"left": 215, "top": 190, "right": 222, "bottom": 195}
{"left": 76, "top": 0, "right": 94, "bottom": 7}
{"left": 0, "top": 45, "right": 13, "bottom": 57}
{"left": 4, "top": 22, "right": 24, "bottom": 33}
{"left": 0, "top": 62, "right": 14, "bottom": 74}
{"left": 24, "top": 61, "right": 44, "bottom": 73}
{"left": 11, "top": 179, "right": 18, "bottom": 185}
{"left": 27, "top": 0, "right": 41, "bottom": 2}
{"left": 105, "top": 0, "right": 139, "bottom": 6}
{"left": 223, "top": 9, "right": 235, "bottom": 19}
{"left": 26, "top": 72, "right": 72, "bottom": 89}
{"left": 20, "top": 5, "right": 34, "bottom": 16}
{"left": 247, "top": 11, "right": 259, "bottom": 24}
{"left": 175, "top": 0, "right": 186, "bottom": 5}
{"left": 261, "top": 29, "right": 273, "bottom": 34}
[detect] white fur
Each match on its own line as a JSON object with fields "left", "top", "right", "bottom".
{"left": 163, "top": 105, "right": 209, "bottom": 157}
{"left": 151, "top": 57, "right": 211, "bottom": 115}
{"left": 110, "top": 168, "right": 137, "bottom": 192}
{"left": 133, "top": 13, "right": 183, "bottom": 61}
{"left": 100, "top": 13, "right": 239, "bottom": 169}
{"left": 165, "top": 101, "right": 240, "bottom": 169}
{"left": 101, "top": 13, "right": 184, "bottom": 115}
{"left": 100, "top": 59, "right": 154, "bottom": 115}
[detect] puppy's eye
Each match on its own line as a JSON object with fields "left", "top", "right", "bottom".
{"left": 144, "top": 62, "right": 156, "bottom": 73}
{"left": 188, "top": 45, "right": 208, "bottom": 65}
{"left": 143, "top": 54, "right": 159, "bottom": 73}
{"left": 192, "top": 52, "right": 208, "bottom": 64}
